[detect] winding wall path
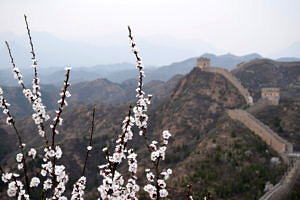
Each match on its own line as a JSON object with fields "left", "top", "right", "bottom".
{"left": 258, "top": 160, "right": 300, "bottom": 200}
{"left": 227, "top": 109, "right": 299, "bottom": 200}
{"left": 202, "top": 65, "right": 300, "bottom": 199}
{"left": 203, "top": 67, "right": 253, "bottom": 105}
{"left": 227, "top": 109, "right": 293, "bottom": 155}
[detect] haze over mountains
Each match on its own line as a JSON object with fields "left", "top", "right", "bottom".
{"left": 0, "top": 31, "right": 300, "bottom": 70}
{"left": 1, "top": 43, "right": 300, "bottom": 87}
{"left": 0, "top": 32, "right": 220, "bottom": 68}
{"left": 272, "top": 41, "right": 300, "bottom": 59}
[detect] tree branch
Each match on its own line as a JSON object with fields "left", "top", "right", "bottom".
{"left": 82, "top": 107, "right": 96, "bottom": 176}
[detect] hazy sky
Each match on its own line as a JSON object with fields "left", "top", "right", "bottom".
{"left": 1, "top": 0, "right": 300, "bottom": 58}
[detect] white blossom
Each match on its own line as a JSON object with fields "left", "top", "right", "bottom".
{"left": 159, "top": 188, "right": 168, "bottom": 198}
{"left": 146, "top": 171, "right": 155, "bottom": 182}
{"left": 43, "top": 179, "right": 52, "bottom": 190}
{"left": 28, "top": 148, "right": 37, "bottom": 159}
{"left": 55, "top": 146, "right": 63, "bottom": 159}
{"left": 144, "top": 184, "right": 157, "bottom": 200}
{"left": 1, "top": 173, "right": 12, "bottom": 183}
{"left": 65, "top": 91, "right": 71, "bottom": 98}
{"left": 7, "top": 180, "right": 29, "bottom": 199}
{"left": 30, "top": 177, "right": 40, "bottom": 187}
{"left": 17, "top": 163, "right": 24, "bottom": 170}
{"left": 41, "top": 169, "right": 47, "bottom": 177}
{"left": 16, "top": 153, "right": 23, "bottom": 163}
{"left": 7, "top": 181, "right": 18, "bottom": 197}
{"left": 87, "top": 146, "right": 92, "bottom": 151}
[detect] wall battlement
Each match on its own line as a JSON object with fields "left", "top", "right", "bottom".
{"left": 197, "top": 57, "right": 210, "bottom": 69}
{"left": 261, "top": 88, "right": 280, "bottom": 105}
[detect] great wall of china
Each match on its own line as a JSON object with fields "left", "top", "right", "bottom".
{"left": 197, "top": 57, "right": 253, "bottom": 105}
{"left": 227, "top": 109, "right": 293, "bottom": 155}
{"left": 203, "top": 67, "right": 253, "bottom": 105}
{"left": 197, "top": 57, "right": 300, "bottom": 200}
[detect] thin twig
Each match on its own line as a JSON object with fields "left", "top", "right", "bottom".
{"left": 0, "top": 165, "right": 4, "bottom": 174}
{"left": 5, "top": 41, "right": 27, "bottom": 90}
{"left": 51, "top": 68, "right": 71, "bottom": 188}
{"left": 24, "top": 14, "right": 37, "bottom": 77}
{"left": 24, "top": 14, "right": 40, "bottom": 97}
{"left": 82, "top": 107, "right": 96, "bottom": 176}
{"left": 128, "top": 26, "right": 145, "bottom": 102}
{"left": 185, "top": 185, "right": 193, "bottom": 200}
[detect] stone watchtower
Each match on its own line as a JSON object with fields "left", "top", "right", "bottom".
{"left": 197, "top": 57, "right": 210, "bottom": 69}
{"left": 261, "top": 88, "right": 280, "bottom": 105}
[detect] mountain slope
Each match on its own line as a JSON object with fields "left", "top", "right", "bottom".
{"left": 170, "top": 117, "right": 284, "bottom": 199}
{"left": 232, "top": 59, "right": 300, "bottom": 100}
{"left": 251, "top": 99, "right": 300, "bottom": 151}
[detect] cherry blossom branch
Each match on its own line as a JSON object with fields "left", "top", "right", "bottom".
{"left": 39, "top": 68, "right": 71, "bottom": 199}
{"left": 128, "top": 26, "right": 173, "bottom": 200}
{"left": 128, "top": 26, "right": 144, "bottom": 97}
{"left": 0, "top": 88, "right": 31, "bottom": 196}
{"left": 24, "top": 15, "right": 51, "bottom": 145}
{"left": 51, "top": 67, "right": 71, "bottom": 144}
{"left": 82, "top": 107, "right": 96, "bottom": 176}
{"left": 127, "top": 26, "right": 152, "bottom": 137}
{"left": 5, "top": 41, "right": 50, "bottom": 145}
{"left": 98, "top": 105, "right": 139, "bottom": 199}
{"left": 49, "top": 67, "right": 71, "bottom": 193}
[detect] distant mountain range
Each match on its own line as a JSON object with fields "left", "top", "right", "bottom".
{"left": 0, "top": 74, "right": 183, "bottom": 118}
{"left": 4, "top": 56, "right": 300, "bottom": 120}
{"left": 1, "top": 52, "right": 277, "bottom": 86}
{"left": 1, "top": 31, "right": 300, "bottom": 86}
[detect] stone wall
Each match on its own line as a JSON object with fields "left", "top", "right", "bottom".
{"left": 227, "top": 109, "right": 300, "bottom": 200}
{"left": 227, "top": 109, "right": 293, "bottom": 154}
{"left": 203, "top": 67, "right": 253, "bottom": 105}
{"left": 247, "top": 99, "right": 276, "bottom": 113}
{"left": 259, "top": 160, "right": 300, "bottom": 200}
